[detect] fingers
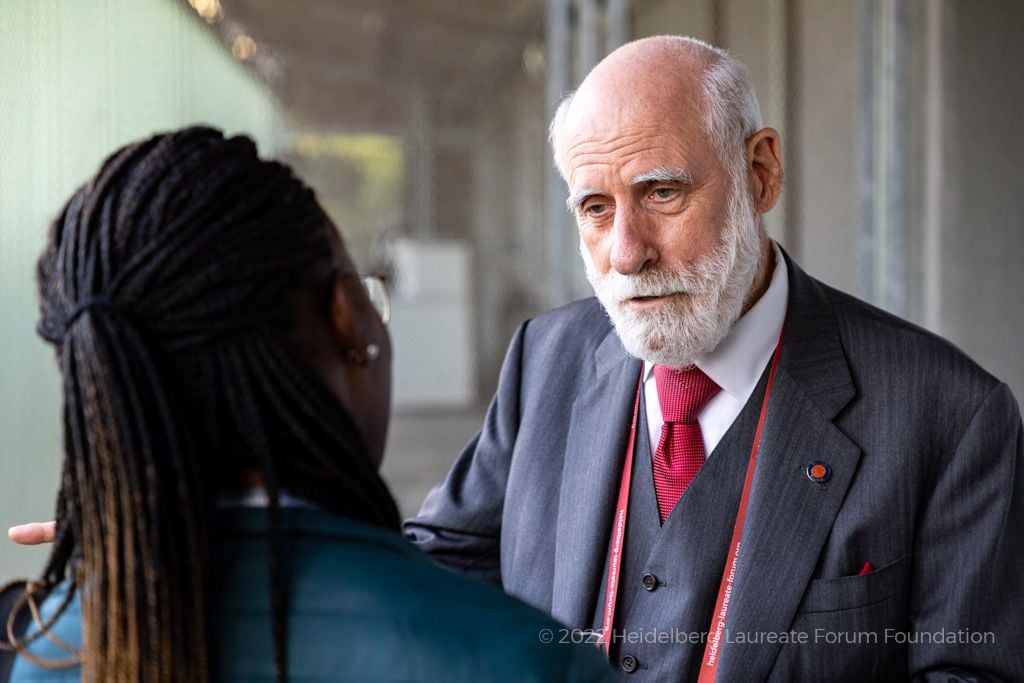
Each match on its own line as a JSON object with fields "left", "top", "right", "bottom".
{"left": 7, "top": 521, "right": 57, "bottom": 546}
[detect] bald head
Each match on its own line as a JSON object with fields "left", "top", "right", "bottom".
{"left": 575, "top": 35, "right": 717, "bottom": 111}
{"left": 549, "top": 36, "right": 763, "bottom": 180}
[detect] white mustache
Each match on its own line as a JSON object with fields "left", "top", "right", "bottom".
{"left": 593, "top": 270, "right": 704, "bottom": 304}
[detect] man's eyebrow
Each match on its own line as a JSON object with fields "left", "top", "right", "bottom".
{"left": 564, "top": 167, "right": 693, "bottom": 212}
{"left": 629, "top": 166, "right": 695, "bottom": 186}
{"left": 566, "top": 186, "right": 602, "bottom": 213}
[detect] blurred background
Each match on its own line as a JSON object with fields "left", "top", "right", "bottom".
{"left": 2, "top": 0, "right": 1022, "bottom": 578}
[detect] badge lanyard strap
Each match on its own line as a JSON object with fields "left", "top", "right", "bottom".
{"left": 600, "top": 328, "right": 786, "bottom": 683}
{"left": 599, "top": 376, "right": 643, "bottom": 653}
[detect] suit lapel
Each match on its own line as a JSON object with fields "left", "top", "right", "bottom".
{"left": 551, "top": 328, "right": 642, "bottom": 627}
{"left": 718, "top": 253, "right": 861, "bottom": 681}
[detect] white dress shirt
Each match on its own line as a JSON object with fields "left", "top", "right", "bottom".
{"left": 643, "top": 242, "right": 788, "bottom": 458}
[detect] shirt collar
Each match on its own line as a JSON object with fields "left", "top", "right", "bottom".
{"left": 643, "top": 241, "right": 788, "bottom": 404}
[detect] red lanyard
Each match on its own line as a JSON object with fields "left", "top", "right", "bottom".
{"left": 599, "top": 377, "right": 644, "bottom": 652}
{"left": 600, "top": 331, "right": 785, "bottom": 683}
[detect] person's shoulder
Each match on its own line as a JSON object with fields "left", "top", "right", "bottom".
{"left": 520, "top": 297, "right": 611, "bottom": 350}
{"left": 826, "top": 282, "right": 993, "bottom": 369}
{"left": 530, "top": 296, "right": 608, "bottom": 328}
{"left": 215, "top": 509, "right": 616, "bottom": 682}
{"left": 368, "top": 537, "right": 616, "bottom": 682}
{"left": 811, "top": 279, "right": 1009, "bottom": 410}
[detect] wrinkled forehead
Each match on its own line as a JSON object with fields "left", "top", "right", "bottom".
{"left": 560, "top": 84, "right": 716, "bottom": 186}
{"left": 564, "top": 92, "right": 705, "bottom": 145}
{"left": 563, "top": 63, "right": 714, "bottom": 154}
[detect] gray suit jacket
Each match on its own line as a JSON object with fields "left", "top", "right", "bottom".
{"left": 405, "top": 253, "right": 1024, "bottom": 682}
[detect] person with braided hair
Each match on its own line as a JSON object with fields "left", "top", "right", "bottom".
{"left": 1, "top": 127, "right": 616, "bottom": 683}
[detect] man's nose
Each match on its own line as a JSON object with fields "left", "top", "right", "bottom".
{"left": 609, "top": 204, "right": 657, "bottom": 275}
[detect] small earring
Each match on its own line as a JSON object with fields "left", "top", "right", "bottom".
{"left": 346, "top": 343, "right": 380, "bottom": 366}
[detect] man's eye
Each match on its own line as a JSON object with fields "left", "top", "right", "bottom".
{"left": 652, "top": 187, "right": 678, "bottom": 200}
{"left": 584, "top": 203, "right": 610, "bottom": 216}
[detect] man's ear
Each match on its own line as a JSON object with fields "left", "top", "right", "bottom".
{"left": 746, "top": 127, "right": 784, "bottom": 213}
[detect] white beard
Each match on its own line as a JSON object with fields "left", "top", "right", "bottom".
{"left": 582, "top": 176, "right": 763, "bottom": 369}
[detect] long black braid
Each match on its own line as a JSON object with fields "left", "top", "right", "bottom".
{"left": 22, "top": 126, "right": 400, "bottom": 682}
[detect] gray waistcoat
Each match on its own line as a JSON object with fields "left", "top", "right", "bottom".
{"left": 594, "top": 369, "right": 770, "bottom": 680}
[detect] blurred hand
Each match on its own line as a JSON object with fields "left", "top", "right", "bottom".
{"left": 7, "top": 521, "right": 56, "bottom": 545}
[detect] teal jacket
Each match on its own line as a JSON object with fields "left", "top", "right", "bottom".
{"left": 11, "top": 508, "right": 615, "bottom": 682}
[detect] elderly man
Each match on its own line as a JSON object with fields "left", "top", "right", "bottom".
{"left": 405, "top": 36, "right": 1024, "bottom": 681}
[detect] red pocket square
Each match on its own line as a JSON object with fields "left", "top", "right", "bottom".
{"left": 857, "top": 562, "right": 874, "bottom": 576}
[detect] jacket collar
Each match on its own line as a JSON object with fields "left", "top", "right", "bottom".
{"left": 716, "top": 249, "right": 860, "bottom": 680}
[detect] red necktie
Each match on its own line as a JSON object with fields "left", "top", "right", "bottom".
{"left": 652, "top": 366, "right": 721, "bottom": 523}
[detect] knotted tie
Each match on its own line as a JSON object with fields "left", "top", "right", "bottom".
{"left": 652, "top": 366, "right": 721, "bottom": 523}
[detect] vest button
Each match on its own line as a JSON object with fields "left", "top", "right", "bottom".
{"left": 642, "top": 574, "right": 658, "bottom": 591}
{"left": 621, "top": 654, "right": 639, "bottom": 673}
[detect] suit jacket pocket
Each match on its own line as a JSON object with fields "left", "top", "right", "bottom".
{"left": 796, "top": 554, "right": 911, "bottom": 614}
